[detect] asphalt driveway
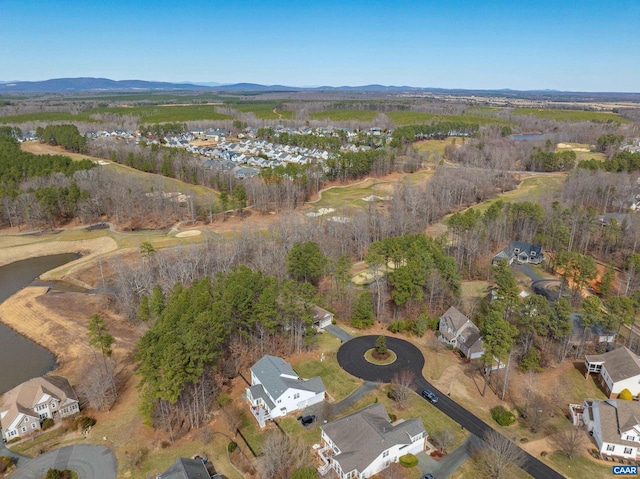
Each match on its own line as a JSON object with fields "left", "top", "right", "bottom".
{"left": 9, "top": 444, "right": 117, "bottom": 479}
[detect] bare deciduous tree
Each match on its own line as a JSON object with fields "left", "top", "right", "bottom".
{"left": 551, "top": 427, "right": 586, "bottom": 459}
{"left": 260, "top": 432, "right": 313, "bottom": 479}
{"left": 390, "top": 370, "right": 415, "bottom": 410}
{"left": 476, "top": 429, "right": 526, "bottom": 479}
{"left": 434, "top": 428, "right": 455, "bottom": 453}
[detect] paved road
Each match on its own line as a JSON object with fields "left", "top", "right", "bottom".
{"left": 517, "top": 264, "right": 561, "bottom": 302}
{"left": 0, "top": 442, "right": 30, "bottom": 468}
{"left": 9, "top": 444, "right": 117, "bottom": 479}
{"left": 417, "top": 434, "right": 482, "bottom": 478}
{"left": 337, "top": 336, "right": 564, "bottom": 479}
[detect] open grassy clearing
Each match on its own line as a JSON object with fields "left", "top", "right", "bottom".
{"left": 460, "top": 280, "right": 491, "bottom": 312}
{"left": 278, "top": 416, "right": 322, "bottom": 447}
{"left": 513, "top": 107, "right": 631, "bottom": 123}
{"left": 556, "top": 142, "right": 607, "bottom": 162}
{"left": 90, "top": 104, "right": 231, "bottom": 123}
{"left": 232, "top": 102, "right": 294, "bottom": 120}
{"left": 291, "top": 332, "right": 363, "bottom": 401}
{"left": 309, "top": 109, "right": 379, "bottom": 122}
{"left": 386, "top": 111, "right": 438, "bottom": 125}
{"left": 470, "top": 175, "right": 566, "bottom": 214}
{"left": 0, "top": 111, "right": 98, "bottom": 124}
{"left": 413, "top": 137, "right": 466, "bottom": 156}
{"left": 310, "top": 177, "right": 393, "bottom": 211}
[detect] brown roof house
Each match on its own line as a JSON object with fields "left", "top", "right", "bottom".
{"left": 585, "top": 347, "right": 640, "bottom": 399}
{"left": 573, "top": 398, "right": 640, "bottom": 463}
{"left": 317, "top": 403, "right": 427, "bottom": 478}
{"left": 0, "top": 376, "right": 79, "bottom": 441}
{"left": 438, "top": 306, "right": 484, "bottom": 360}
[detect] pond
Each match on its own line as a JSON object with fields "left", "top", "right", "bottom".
{"left": 0, "top": 253, "right": 80, "bottom": 394}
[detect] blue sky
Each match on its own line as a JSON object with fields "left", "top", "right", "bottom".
{"left": 1, "top": 0, "right": 638, "bottom": 91}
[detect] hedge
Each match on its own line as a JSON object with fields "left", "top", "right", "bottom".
{"left": 399, "top": 453, "right": 418, "bottom": 468}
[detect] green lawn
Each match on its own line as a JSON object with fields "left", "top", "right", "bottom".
{"left": 278, "top": 416, "right": 322, "bottom": 447}
{"left": 449, "top": 456, "right": 534, "bottom": 479}
{"left": 471, "top": 175, "right": 566, "bottom": 214}
{"left": 0, "top": 111, "right": 97, "bottom": 124}
{"left": 546, "top": 451, "right": 613, "bottom": 479}
{"left": 311, "top": 178, "right": 392, "bottom": 211}
{"left": 309, "top": 110, "right": 379, "bottom": 122}
{"left": 291, "top": 333, "right": 363, "bottom": 401}
{"left": 237, "top": 420, "right": 265, "bottom": 457}
{"left": 413, "top": 137, "right": 466, "bottom": 157}
{"left": 513, "top": 108, "right": 631, "bottom": 124}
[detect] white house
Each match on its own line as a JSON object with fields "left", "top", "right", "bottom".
{"left": 438, "top": 306, "right": 484, "bottom": 360}
{"left": 584, "top": 347, "right": 640, "bottom": 399}
{"left": 574, "top": 398, "right": 640, "bottom": 463}
{"left": 312, "top": 305, "right": 334, "bottom": 331}
{"left": 245, "top": 355, "right": 325, "bottom": 428}
{"left": 0, "top": 376, "right": 79, "bottom": 441}
{"left": 317, "top": 403, "right": 427, "bottom": 478}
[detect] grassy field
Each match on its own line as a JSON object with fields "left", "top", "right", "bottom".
{"left": 90, "top": 104, "right": 231, "bottom": 123}
{"left": 386, "top": 111, "right": 438, "bottom": 125}
{"left": 471, "top": 175, "right": 566, "bottom": 214}
{"left": 546, "top": 451, "right": 613, "bottom": 479}
{"left": 413, "top": 137, "right": 466, "bottom": 156}
{"left": 291, "top": 333, "right": 363, "bottom": 401}
{"left": 309, "top": 109, "right": 379, "bottom": 122}
{"left": 0, "top": 111, "right": 97, "bottom": 124}
{"left": 513, "top": 107, "right": 631, "bottom": 124}
{"left": 310, "top": 177, "right": 394, "bottom": 211}
{"left": 556, "top": 142, "right": 607, "bottom": 163}
{"left": 232, "top": 102, "right": 294, "bottom": 120}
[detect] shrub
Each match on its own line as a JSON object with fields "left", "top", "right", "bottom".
{"left": 540, "top": 451, "right": 548, "bottom": 457}
{"left": 519, "top": 348, "right": 543, "bottom": 372}
{"left": 388, "top": 413, "right": 397, "bottom": 422}
{"left": 398, "top": 453, "right": 418, "bottom": 468}
{"left": 491, "top": 405, "right": 516, "bottom": 426}
{"left": 228, "top": 441, "right": 238, "bottom": 453}
{"left": 0, "top": 457, "right": 15, "bottom": 474}
{"left": 75, "top": 416, "right": 96, "bottom": 430}
{"left": 331, "top": 319, "right": 337, "bottom": 325}
{"left": 7, "top": 437, "right": 20, "bottom": 444}
{"left": 619, "top": 389, "right": 633, "bottom": 401}
{"left": 41, "top": 418, "right": 55, "bottom": 431}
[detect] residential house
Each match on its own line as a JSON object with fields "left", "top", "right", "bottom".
{"left": 312, "top": 305, "right": 334, "bottom": 331}
{"left": 492, "top": 241, "right": 544, "bottom": 265}
{"left": 317, "top": 403, "right": 427, "bottom": 478}
{"left": 571, "top": 313, "right": 616, "bottom": 348}
{"left": 585, "top": 347, "right": 640, "bottom": 398}
{"left": 572, "top": 398, "right": 640, "bottom": 464}
{"left": 245, "top": 355, "right": 325, "bottom": 428}
{"left": 159, "top": 457, "right": 221, "bottom": 479}
{"left": 0, "top": 376, "right": 79, "bottom": 441}
{"left": 438, "top": 306, "right": 484, "bottom": 360}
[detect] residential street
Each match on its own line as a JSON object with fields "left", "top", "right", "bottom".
{"left": 336, "top": 335, "right": 565, "bottom": 479}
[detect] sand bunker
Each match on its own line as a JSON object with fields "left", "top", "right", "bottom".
{"left": 176, "top": 230, "right": 202, "bottom": 238}
{"left": 306, "top": 208, "right": 335, "bottom": 217}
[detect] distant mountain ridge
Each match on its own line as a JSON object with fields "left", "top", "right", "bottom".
{"left": 0, "top": 78, "right": 638, "bottom": 101}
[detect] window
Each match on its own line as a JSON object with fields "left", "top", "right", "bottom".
{"left": 625, "top": 447, "right": 633, "bottom": 454}
{"left": 607, "top": 444, "right": 616, "bottom": 451}
{"left": 382, "top": 451, "right": 389, "bottom": 458}
{"left": 627, "top": 436, "right": 634, "bottom": 441}
{"left": 293, "top": 393, "right": 300, "bottom": 400}
{"left": 21, "top": 427, "right": 26, "bottom": 433}
{"left": 31, "top": 423, "right": 36, "bottom": 429}
{"left": 51, "top": 403, "right": 56, "bottom": 409}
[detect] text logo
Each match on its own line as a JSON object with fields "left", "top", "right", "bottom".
{"left": 612, "top": 465, "right": 638, "bottom": 476}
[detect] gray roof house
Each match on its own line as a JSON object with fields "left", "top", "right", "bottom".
{"left": 317, "top": 403, "right": 427, "bottom": 478}
{"left": 438, "top": 306, "right": 484, "bottom": 360}
{"left": 574, "top": 398, "right": 640, "bottom": 463}
{"left": 493, "top": 241, "right": 544, "bottom": 265}
{"left": 585, "top": 347, "right": 640, "bottom": 399}
{"left": 159, "top": 457, "right": 221, "bottom": 479}
{"left": 245, "top": 355, "right": 325, "bottom": 428}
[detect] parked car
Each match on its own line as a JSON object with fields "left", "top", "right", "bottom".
{"left": 298, "top": 415, "right": 316, "bottom": 426}
{"left": 421, "top": 474, "right": 435, "bottom": 479}
{"left": 421, "top": 389, "right": 438, "bottom": 404}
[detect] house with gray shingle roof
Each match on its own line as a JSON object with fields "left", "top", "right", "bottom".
{"left": 159, "top": 457, "right": 222, "bottom": 479}
{"left": 245, "top": 355, "right": 325, "bottom": 428}
{"left": 492, "top": 241, "right": 544, "bottom": 265}
{"left": 575, "top": 398, "right": 640, "bottom": 463}
{"left": 438, "top": 306, "right": 484, "bottom": 360}
{"left": 585, "top": 347, "right": 640, "bottom": 398}
{"left": 317, "top": 403, "right": 427, "bottom": 478}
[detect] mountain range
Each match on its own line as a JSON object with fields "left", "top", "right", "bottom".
{"left": 0, "top": 78, "right": 638, "bottom": 102}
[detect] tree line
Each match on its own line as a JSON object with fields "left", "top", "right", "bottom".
{"left": 36, "top": 124, "right": 88, "bottom": 153}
